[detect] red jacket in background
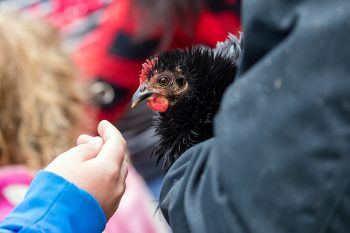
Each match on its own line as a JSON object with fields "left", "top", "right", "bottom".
{"left": 73, "top": 0, "right": 241, "bottom": 125}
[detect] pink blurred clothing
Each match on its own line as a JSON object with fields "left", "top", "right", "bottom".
{"left": 0, "top": 166, "right": 31, "bottom": 220}
{"left": 0, "top": 166, "right": 169, "bottom": 233}
{"left": 105, "top": 167, "right": 169, "bottom": 233}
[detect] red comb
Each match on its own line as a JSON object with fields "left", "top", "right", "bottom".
{"left": 140, "top": 58, "right": 158, "bottom": 85}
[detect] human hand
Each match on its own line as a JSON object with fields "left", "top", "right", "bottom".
{"left": 45, "top": 120, "right": 128, "bottom": 220}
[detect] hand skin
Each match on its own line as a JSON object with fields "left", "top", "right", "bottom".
{"left": 45, "top": 120, "right": 128, "bottom": 220}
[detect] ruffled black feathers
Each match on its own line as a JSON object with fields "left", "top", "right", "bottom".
{"left": 151, "top": 34, "right": 242, "bottom": 169}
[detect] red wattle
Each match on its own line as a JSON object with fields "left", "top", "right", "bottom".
{"left": 148, "top": 96, "right": 169, "bottom": 112}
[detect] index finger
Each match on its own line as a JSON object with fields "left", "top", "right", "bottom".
{"left": 96, "top": 120, "right": 126, "bottom": 165}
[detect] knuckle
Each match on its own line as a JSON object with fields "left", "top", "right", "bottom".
{"left": 116, "top": 182, "right": 126, "bottom": 195}
{"left": 107, "top": 165, "right": 120, "bottom": 179}
{"left": 84, "top": 143, "right": 98, "bottom": 152}
{"left": 120, "top": 139, "right": 127, "bottom": 151}
{"left": 124, "top": 166, "right": 129, "bottom": 177}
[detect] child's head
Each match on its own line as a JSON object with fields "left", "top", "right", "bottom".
{"left": 0, "top": 12, "right": 85, "bottom": 170}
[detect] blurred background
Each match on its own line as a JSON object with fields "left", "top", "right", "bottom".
{"left": 0, "top": 0, "right": 240, "bottom": 232}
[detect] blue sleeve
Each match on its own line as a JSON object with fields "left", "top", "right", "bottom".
{"left": 0, "top": 171, "right": 106, "bottom": 233}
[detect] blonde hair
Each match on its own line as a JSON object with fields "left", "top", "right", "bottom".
{"left": 0, "top": 12, "right": 85, "bottom": 169}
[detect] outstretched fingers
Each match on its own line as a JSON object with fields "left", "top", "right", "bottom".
{"left": 77, "top": 134, "right": 95, "bottom": 145}
{"left": 62, "top": 136, "right": 103, "bottom": 161}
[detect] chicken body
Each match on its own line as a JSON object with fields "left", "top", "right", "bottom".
{"left": 132, "top": 34, "right": 242, "bottom": 169}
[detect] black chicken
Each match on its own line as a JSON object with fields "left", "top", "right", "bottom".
{"left": 132, "top": 34, "right": 242, "bottom": 169}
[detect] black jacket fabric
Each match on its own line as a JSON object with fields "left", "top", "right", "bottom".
{"left": 159, "top": 0, "right": 350, "bottom": 232}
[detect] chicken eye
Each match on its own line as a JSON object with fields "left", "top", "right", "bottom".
{"left": 157, "top": 76, "right": 170, "bottom": 86}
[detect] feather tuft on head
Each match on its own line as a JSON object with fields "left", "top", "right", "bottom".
{"left": 139, "top": 58, "right": 158, "bottom": 84}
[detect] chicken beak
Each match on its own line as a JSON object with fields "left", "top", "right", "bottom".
{"left": 131, "top": 83, "right": 154, "bottom": 108}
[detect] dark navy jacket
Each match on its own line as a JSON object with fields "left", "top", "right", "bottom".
{"left": 160, "top": 0, "right": 350, "bottom": 232}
